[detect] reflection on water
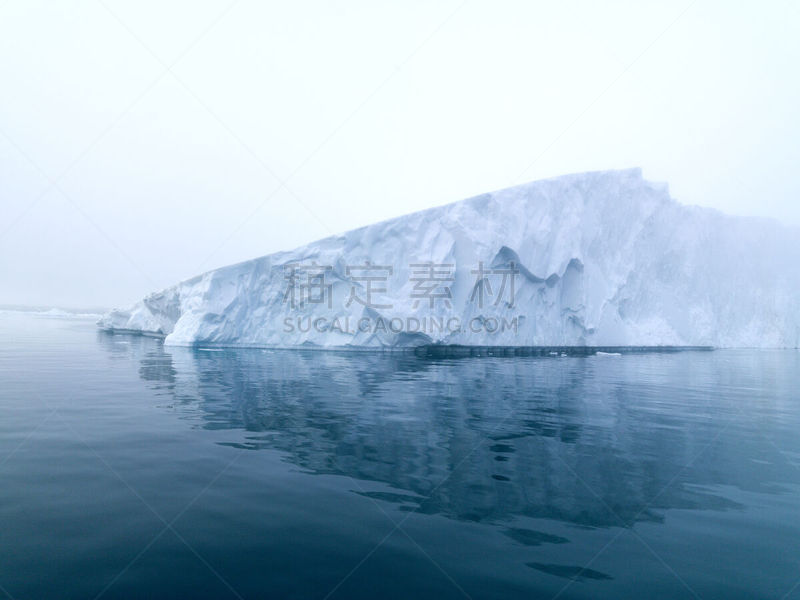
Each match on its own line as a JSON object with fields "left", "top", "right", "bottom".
{"left": 3, "top": 312, "right": 799, "bottom": 600}
{"left": 99, "top": 332, "right": 800, "bottom": 534}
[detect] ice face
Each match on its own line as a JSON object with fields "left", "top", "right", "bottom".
{"left": 98, "top": 169, "right": 800, "bottom": 349}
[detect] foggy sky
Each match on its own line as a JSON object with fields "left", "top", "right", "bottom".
{"left": 1, "top": 0, "right": 799, "bottom": 309}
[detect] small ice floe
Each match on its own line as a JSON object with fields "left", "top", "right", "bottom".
{"left": 196, "top": 347, "right": 225, "bottom": 352}
{"left": 595, "top": 351, "right": 622, "bottom": 356}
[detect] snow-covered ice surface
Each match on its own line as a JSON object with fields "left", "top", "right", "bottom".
{"left": 99, "top": 169, "right": 800, "bottom": 349}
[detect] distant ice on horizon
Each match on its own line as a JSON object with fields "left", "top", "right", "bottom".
{"left": 0, "top": 307, "right": 104, "bottom": 320}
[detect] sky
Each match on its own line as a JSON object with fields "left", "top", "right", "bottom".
{"left": 1, "top": 0, "right": 798, "bottom": 309}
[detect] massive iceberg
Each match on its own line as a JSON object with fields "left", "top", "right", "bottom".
{"left": 99, "top": 169, "right": 800, "bottom": 349}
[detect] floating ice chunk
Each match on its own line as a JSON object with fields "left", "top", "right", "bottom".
{"left": 98, "top": 169, "right": 800, "bottom": 349}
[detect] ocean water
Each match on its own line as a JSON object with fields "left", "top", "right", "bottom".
{"left": 1, "top": 312, "right": 800, "bottom": 600}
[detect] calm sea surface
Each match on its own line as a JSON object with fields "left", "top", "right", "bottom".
{"left": 1, "top": 312, "right": 799, "bottom": 599}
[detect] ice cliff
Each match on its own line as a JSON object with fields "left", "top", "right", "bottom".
{"left": 98, "top": 169, "right": 800, "bottom": 349}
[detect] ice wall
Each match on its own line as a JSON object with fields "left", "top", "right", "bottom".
{"left": 98, "top": 169, "right": 800, "bottom": 348}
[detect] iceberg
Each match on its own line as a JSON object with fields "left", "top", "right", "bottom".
{"left": 99, "top": 169, "right": 800, "bottom": 349}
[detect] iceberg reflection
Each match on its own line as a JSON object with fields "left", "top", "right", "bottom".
{"left": 99, "top": 332, "right": 800, "bottom": 534}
